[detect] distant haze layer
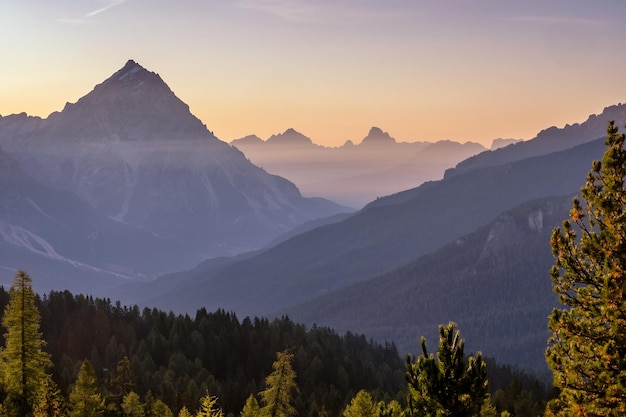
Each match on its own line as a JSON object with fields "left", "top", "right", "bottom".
{"left": 2, "top": 2, "right": 626, "bottom": 147}
{"left": 231, "top": 127, "right": 490, "bottom": 207}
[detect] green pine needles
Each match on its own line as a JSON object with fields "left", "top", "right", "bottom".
{"left": 547, "top": 121, "right": 626, "bottom": 416}
{"left": 405, "top": 322, "right": 488, "bottom": 417}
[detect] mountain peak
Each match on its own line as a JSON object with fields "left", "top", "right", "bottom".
{"left": 47, "top": 60, "right": 212, "bottom": 141}
{"left": 360, "top": 126, "right": 395, "bottom": 146}
{"left": 114, "top": 59, "right": 151, "bottom": 82}
{"left": 100, "top": 59, "right": 163, "bottom": 92}
{"left": 266, "top": 128, "right": 314, "bottom": 147}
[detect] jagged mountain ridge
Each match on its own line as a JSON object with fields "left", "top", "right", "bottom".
{"left": 445, "top": 103, "right": 626, "bottom": 178}
{"left": 0, "top": 60, "right": 349, "bottom": 280}
{"left": 231, "top": 127, "right": 485, "bottom": 206}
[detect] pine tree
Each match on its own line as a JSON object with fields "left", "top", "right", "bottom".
{"left": 342, "top": 390, "right": 376, "bottom": 417}
{"left": 240, "top": 394, "right": 261, "bottom": 417}
{"left": 547, "top": 121, "right": 626, "bottom": 416}
{"left": 196, "top": 392, "right": 223, "bottom": 417}
{"left": 177, "top": 406, "right": 193, "bottom": 417}
{"left": 151, "top": 400, "right": 173, "bottom": 417}
{"left": 108, "top": 355, "right": 134, "bottom": 413}
{"left": 121, "top": 391, "right": 144, "bottom": 417}
{"left": 405, "top": 322, "right": 488, "bottom": 417}
{"left": 0, "top": 270, "right": 52, "bottom": 417}
{"left": 33, "top": 375, "right": 65, "bottom": 417}
{"left": 69, "top": 359, "right": 105, "bottom": 417}
{"left": 259, "top": 350, "right": 298, "bottom": 417}
{"left": 375, "top": 400, "right": 402, "bottom": 417}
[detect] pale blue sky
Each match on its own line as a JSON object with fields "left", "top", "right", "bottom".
{"left": 2, "top": 1, "right": 625, "bottom": 146}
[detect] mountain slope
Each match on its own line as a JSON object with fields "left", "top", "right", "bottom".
{"left": 446, "top": 103, "right": 626, "bottom": 178}
{"left": 285, "top": 195, "right": 572, "bottom": 371}
{"left": 0, "top": 60, "right": 348, "bottom": 272}
{"left": 0, "top": 145, "right": 197, "bottom": 293}
{"left": 131, "top": 137, "right": 606, "bottom": 318}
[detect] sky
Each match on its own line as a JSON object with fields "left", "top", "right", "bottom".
{"left": 2, "top": 0, "right": 626, "bottom": 147}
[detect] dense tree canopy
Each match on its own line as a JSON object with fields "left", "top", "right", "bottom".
{"left": 0, "top": 272, "right": 549, "bottom": 416}
{"left": 0, "top": 285, "right": 405, "bottom": 416}
{"left": 547, "top": 121, "right": 626, "bottom": 416}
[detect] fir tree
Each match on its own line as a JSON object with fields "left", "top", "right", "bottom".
{"left": 259, "top": 350, "right": 298, "bottom": 417}
{"left": 0, "top": 270, "right": 52, "bottom": 417}
{"left": 196, "top": 392, "right": 223, "bottom": 417}
{"left": 240, "top": 394, "right": 261, "bottom": 417}
{"left": 121, "top": 391, "right": 144, "bottom": 417}
{"left": 108, "top": 355, "right": 134, "bottom": 413}
{"left": 69, "top": 359, "right": 105, "bottom": 417}
{"left": 177, "top": 406, "right": 193, "bottom": 417}
{"left": 342, "top": 390, "right": 376, "bottom": 417}
{"left": 405, "top": 322, "right": 488, "bottom": 417}
{"left": 33, "top": 375, "right": 65, "bottom": 417}
{"left": 547, "top": 121, "right": 626, "bottom": 416}
{"left": 151, "top": 400, "right": 173, "bottom": 417}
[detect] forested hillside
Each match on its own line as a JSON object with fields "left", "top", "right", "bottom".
{"left": 0, "top": 276, "right": 549, "bottom": 416}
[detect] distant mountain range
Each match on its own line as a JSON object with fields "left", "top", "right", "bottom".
{"left": 0, "top": 60, "right": 349, "bottom": 291}
{"left": 122, "top": 103, "right": 626, "bottom": 372}
{"left": 445, "top": 103, "right": 626, "bottom": 178}
{"left": 4, "top": 58, "right": 626, "bottom": 373}
{"left": 231, "top": 127, "right": 488, "bottom": 207}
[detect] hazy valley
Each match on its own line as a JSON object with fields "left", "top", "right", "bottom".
{"left": 2, "top": 59, "right": 626, "bottom": 416}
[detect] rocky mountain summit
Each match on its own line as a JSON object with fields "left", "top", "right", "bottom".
{"left": 0, "top": 60, "right": 348, "bottom": 287}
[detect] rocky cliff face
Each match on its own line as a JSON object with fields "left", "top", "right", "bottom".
{"left": 0, "top": 61, "right": 347, "bottom": 282}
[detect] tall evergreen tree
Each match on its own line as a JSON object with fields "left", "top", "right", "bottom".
{"left": 259, "top": 350, "right": 298, "bottom": 417}
{"left": 33, "top": 375, "right": 65, "bottom": 417}
{"left": 547, "top": 121, "right": 626, "bottom": 416}
{"left": 342, "top": 390, "right": 376, "bottom": 417}
{"left": 108, "top": 355, "right": 134, "bottom": 413}
{"left": 69, "top": 359, "right": 105, "bottom": 417}
{"left": 0, "top": 270, "right": 52, "bottom": 417}
{"left": 405, "top": 322, "right": 488, "bottom": 417}
{"left": 240, "top": 394, "right": 260, "bottom": 417}
{"left": 121, "top": 391, "right": 144, "bottom": 417}
{"left": 196, "top": 392, "right": 223, "bottom": 417}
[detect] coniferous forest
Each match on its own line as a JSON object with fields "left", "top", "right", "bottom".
{"left": 3, "top": 125, "right": 626, "bottom": 416}
{"left": 0, "top": 271, "right": 549, "bottom": 417}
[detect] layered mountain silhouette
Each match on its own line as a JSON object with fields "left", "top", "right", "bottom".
{"left": 445, "top": 103, "right": 626, "bottom": 177}
{"left": 231, "top": 127, "right": 486, "bottom": 207}
{"left": 0, "top": 60, "right": 349, "bottom": 287}
{"left": 124, "top": 105, "right": 623, "bottom": 371}
{"left": 285, "top": 194, "right": 575, "bottom": 372}
{"left": 4, "top": 58, "right": 625, "bottom": 373}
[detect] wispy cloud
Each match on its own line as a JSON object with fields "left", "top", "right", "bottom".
{"left": 86, "top": 0, "right": 126, "bottom": 18}
{"left": 58, "top": 0, "right": 127, "bottom": 24}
